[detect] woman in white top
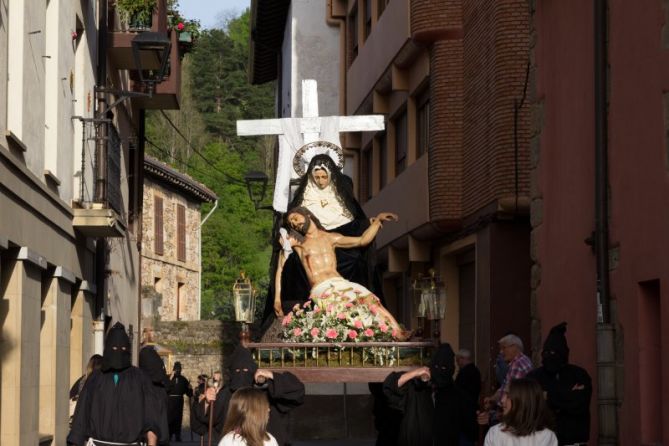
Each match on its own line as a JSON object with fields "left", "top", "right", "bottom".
{"left": 484, "top": 378, "right": 558, "bottom": 446}
{"left": 218, "top": 387, "right": 278, "bottom": 446}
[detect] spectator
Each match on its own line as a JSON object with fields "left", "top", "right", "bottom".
{"left": 482, "top": 334, "right": 534, "bottom": 424}
{"left": 527, "top": 322, "right": 592, "bottom": 445}
{"left": 69, "top": 354, "right": 103, "bottom": 425}
{"left": 483, "top": 378, "right": 557, "bottom": 446}
{"left": 218, "top": 387, "right": 279, "bottom": 446}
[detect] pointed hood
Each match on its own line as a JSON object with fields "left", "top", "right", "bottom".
{"left": 102, "top": 322, "right": 132, "bottom": 371}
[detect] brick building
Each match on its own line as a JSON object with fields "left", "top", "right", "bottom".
{"left": 142, "top": 156, "right": 217, "bottom": 322}
{"left": 250, "top": 0, "right": 533, "bottom": 388}
{"left": 530, "top": 1, "right": 669, "bottom": 444}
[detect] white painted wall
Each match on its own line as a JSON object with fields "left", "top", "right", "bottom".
{"left": 280, "top": 0, "right": 340, "bottom": 119}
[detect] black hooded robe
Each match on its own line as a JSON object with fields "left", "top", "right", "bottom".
{"left": 527, "top": 322, "right": 592, "bottom": 445}
{"left": 138, "top": 344, "right": 170, "bottom": 445}
{"left": 190, "top": 347, "right": 305, "bottom": 446}
{"left": 167, "top": 372, "right": 192, "bottom": 439}
{"left": 190, "top": 386, "right": 232, "bottom": 444}
{"left": 383, "top": 371, "right": 434, "bottom": 446}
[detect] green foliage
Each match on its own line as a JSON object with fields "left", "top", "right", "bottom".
{"left": 146, "top": 10, "right": 275, "bottom": 322}
{"left": 116, "top": 0, "right": 156, "bottom": 28}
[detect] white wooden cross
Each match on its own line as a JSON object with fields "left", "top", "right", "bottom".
{"left": 237, "top": 79, "right": 385, "bottom": 212}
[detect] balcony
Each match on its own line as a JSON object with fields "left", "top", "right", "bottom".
{"left": 107, "top": 0, "right": 169, "bottom": 71}
{"left": 130, "top": 29, "right": 181, "bottom": 109}
{"left": 72, "top": 125, "right": 126, "bottom": 238}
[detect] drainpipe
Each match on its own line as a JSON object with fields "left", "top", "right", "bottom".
{"left": 594, "top": 0, "right": 618, "bottom": 444}
{"left": 198, "top": 200, "right": 218, "bottom": 320}
{"left": 95, "top": 0, "right": 109, "bottom": 204}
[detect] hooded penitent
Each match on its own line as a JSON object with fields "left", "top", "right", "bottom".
{"left": 139, "top": 345, "right": 167, "bottom": 386}
{"left": 228, "top": 345, "right": 258, "bottom": 391}
{"left": 542, "top": 321, "right": 569, "bottom": 373}
{"left": 430, "top": 343, "right": 456, "bottom": 389}
{"left": 102, "top": 322, "right": 132, "bottom": 371}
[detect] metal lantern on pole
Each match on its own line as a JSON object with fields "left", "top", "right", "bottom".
{"left": 131, "top": 31, "right": 172, "bottom": 95}
{"left": 412, "top": 268, "right": 445, "bottom": 341}
{"left": 232, "top": 272, "right": 256, "bottom": 345}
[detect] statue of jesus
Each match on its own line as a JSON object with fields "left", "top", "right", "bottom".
{"left": 281, "top": 206, "right": 407, "bottom": 339}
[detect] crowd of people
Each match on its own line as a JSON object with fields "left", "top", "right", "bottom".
{"left": 67, "top": 152, "right": 592, "bottom": 446}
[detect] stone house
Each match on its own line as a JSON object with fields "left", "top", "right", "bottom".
{"left": 142, "top": 156, "right": 217, "bottom": 322}
{"left": 0, "top": 0, "right": 184, "bottom": 444}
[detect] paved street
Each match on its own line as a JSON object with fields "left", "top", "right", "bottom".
{"left": 175, "top": 431, "right": 375, "bottom": 446}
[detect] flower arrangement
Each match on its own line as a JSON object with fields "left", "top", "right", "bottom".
{"left": 281, "top": 288, "right": 401, "bottom": 343}
{"left": 168, "top": 8, "right": 201, "bottom": 43}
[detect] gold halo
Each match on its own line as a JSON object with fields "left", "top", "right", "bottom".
{"left": 292, "top": 140, "right": 344, "bottom": 177}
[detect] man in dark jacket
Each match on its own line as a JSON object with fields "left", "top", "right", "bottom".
{"left": 167, "top": 362, "right": 192, "bottom": 442}
{"left": 191, "top": 345, "right": 305, "bottom": 446}
{"left": 527, "top": 322, "right": 592, "bottom": 445}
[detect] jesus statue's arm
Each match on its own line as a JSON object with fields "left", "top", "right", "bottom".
{"left": 332, "top": 212, "right": 398, "bottom": 248}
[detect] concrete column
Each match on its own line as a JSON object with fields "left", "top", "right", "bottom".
{"left": 39, "top": 268, "right": 74, "bottom": 445}
{"left": 70, "top": 287, "right": 94, "bottom": 387}
{"left": 0, "top": 252, "right": 45, "bottom": 446}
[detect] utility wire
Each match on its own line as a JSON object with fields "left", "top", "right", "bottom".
{"left": 159, "top": 110, "right": 245, "bottom": 185}
{"left": 144, "top": 136, "right": 241, "bottom": 188}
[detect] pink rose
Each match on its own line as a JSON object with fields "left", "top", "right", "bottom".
{"left": 337, "top": 313, "right": 347, "bottom": 320}
{"left": 310, "top": 327, "right": 320, "bottom": 337}
{"left": 345, "top": 302, "right": 353, "bottom": 308}
{"left": 379, "top": 323, "right": 389, "bottom": 333}
{"left": 281, "top": 313, "right": 292, "bottom": 326}
{"left": 370, "top": 305, "right": 379, "bottom": 315}
{"left": 326, "top": 329, "right": 338, "bottom": 339}
{"left": 293, "top": 328, "right": 302, "bottom": 337}
{"left": 327, "top": 304, "right": 334, "bottom": 313}
{"left": 354, "top": 320, "right": 363, "bottom": 329}
{"left": 314, "top": 305, "right": 321, "bottom": 313}
{"left": 177, "top": 22, "right": 185, "bottom": 31}
{"left": 364, "top": 328, "right": 374, "bottom": 337}
{"left": 303, "top": 301, "right": 312, "bottom": 308}
{"left": 347, "top": 330, "right": 358, "bottom": 340}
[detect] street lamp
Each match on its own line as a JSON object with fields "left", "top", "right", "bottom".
{"left": 232, "top": 272, "right": 256, "bottom": 345}
{"left": 131, "top": 31, "right": 172, "bottom": 95}
{"left": 412, "top": 269, "right": 446, "bottom": 341}
{"left": 244, "top": 170, "right": 269, "bottom": 210}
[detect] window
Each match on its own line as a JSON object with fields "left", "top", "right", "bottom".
{"left": 176, "top": 282, "right": 185, "bottom": 320}
{"left": 364, "top": 0, "right": 372, "bottom": 40}
{"left": 379, "top": 132, "right": 387, "bottom": 188}
{"left": 177, "top": 204, "right": 186, "bottom": 262}
{"left": 348, "top": 5, "right": 358, "bottom": 63}
{"left": 395, "top": 110, "right": 408, "bottom": 175}
{"left": 154, "top": 195, "right": 164, "bottom": 255}
{"left": 416, "top": 89, "right": 430, "bottom": 158}
{"left": 361, "top": 147, "right": 373, "bottom": 202}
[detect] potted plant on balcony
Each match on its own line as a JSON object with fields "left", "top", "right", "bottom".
{"left": 167, "top": 7, "right": 200, "bottom": 48}
{"left": 116, "top": 0, "right": 157, "bottom": 31}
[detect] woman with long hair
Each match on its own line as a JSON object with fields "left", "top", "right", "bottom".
{"left": 219, "top": 387, "right": 278, "bottom": 446}
{"left": 484, "top": 378, "right": 557, "bottom": 445}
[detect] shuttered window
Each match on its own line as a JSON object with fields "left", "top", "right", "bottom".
{"left": 154, "top": 195, "right": 164, "bottom": 255}
{"left": 177, "top": 204, "right": 186, "bottom": 262}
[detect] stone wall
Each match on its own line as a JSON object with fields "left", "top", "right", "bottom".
{"left": 142, "top": 180, "right": 202, "bottom": 321}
